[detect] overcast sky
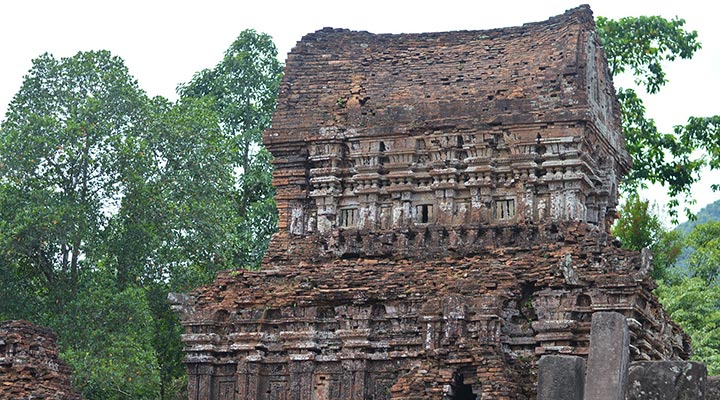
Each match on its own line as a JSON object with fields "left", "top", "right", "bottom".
{"left": 1, "top": 0, "right": 717, "bottom": 222}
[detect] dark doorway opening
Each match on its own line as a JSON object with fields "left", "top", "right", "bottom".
{"left": 450, "top": 372, "right": 477, "bottom": 400}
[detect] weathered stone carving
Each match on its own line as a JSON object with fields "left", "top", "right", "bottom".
{"left": 708, "top": 376, "right": 720, "bottom": 399}
{"left": 627, "top": 361, "right": 707, "bottom": 400}
{"left": 174, "top": 5, "right": 690, "bottom": 399}
{"left": 0, "top": 320, "right": 82, "bottom": 400}
{"left": 537, "top": 355, "right": 585, "bottom": 400}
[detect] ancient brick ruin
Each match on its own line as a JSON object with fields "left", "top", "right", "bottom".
{"left": 173, "top": 6, "right": 691, "bottom": 399}
{"left": 0, "top": 320, "right": 81, "bottom": 400}
{"left": 538, "top": 312, "right": 716, "bottom": 400}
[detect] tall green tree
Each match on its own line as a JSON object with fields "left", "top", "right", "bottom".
{"left": 0, "top": 50, "right": 147, "bottom": 307}
{"left": 597, "top": 16, "right": 719, "bottom": 220}
{"left": 107, "top": 96, "right": 241, "bottom": 289}
{"left": 178, "top": 29, "right": 283, "bottom": 268}
{"left": 104, "top": 96, "right": 244, "bottom": 398}
{"left": 0, "top": 50, "right": 162, "bottom": 398}
{"left": 1, "top": 29, "right": 284, "bottom": 399}
{"left": 600, "top": 15, "right": 720, "bottom": 371}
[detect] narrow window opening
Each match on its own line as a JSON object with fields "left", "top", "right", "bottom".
{"left": 416, "top": 204, "right": 432, "bottom": 223}
{"left": 378, "top": 141, "right": 388, "bottom": 166}
{"left": 494, "top": 199, "right": 515, "bottom": 220}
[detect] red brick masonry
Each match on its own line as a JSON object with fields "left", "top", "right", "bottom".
{"left": 0, "top": 320, "right": 81, "bottom": 400}
{"left": 174, "top": 5, "right": 689, "bottom": 399}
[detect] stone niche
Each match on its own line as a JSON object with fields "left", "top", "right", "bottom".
{"left": 173, "top": 5, "right": 690, "bottom": 400}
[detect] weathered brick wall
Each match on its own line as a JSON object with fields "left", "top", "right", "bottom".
{"left": 174, "top": 223, "right": 689, "bottom": 399}
{"left": 264, "top": 5, "right": 629, "bottom": 264}
{"left": 0, "top": 320, "right": 81, "bottom": 400}
{"left": 174, "top": 5, "right": 690, "bottom": 400}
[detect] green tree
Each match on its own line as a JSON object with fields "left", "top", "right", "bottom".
{"left": 0, "top": 239, "right": 44, "bottom": 321}
{"left": 112, "top": 30, "right": 284, "bottom": 393}
{"left": 0, "top": 47, "right": 276, "bottom": 399}
{"left": 60, "top": 272, "right": 161, "bottom": 399}
{"left": 612, "top": 192, "right": 663, "bottom": 251}
{"left": 178, "top": 29, "right": 283, "bottom": 268}
{"left": 600, "top": 13, "right": 720, "bottom": 375}
{"left": 657, "top": 277, "right": 720, "bottom": 374}
{"left": 685, "top": 221, "right": 720, "bottom": 286}
{"left": 107, "top": 96, "right": 241, "bottom": 289}
{"left": 0, "top": 51, "right": 147, "bottom": 305}
{"left": 104, "top": 96, "right": 245, "bottom": 398}
{"left": 612, "top": 193, "right": 683, "bottom": 280}
{"left": 597, "top": 16, "right": 719, "bottom": 220}
{"left": 1, "top": 30, "right": 284, "bottom": 398}
{"left": 0, "top": 50, "right": 163, "bottom": 399}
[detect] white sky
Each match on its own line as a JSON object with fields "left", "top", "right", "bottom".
{"left": 1, "top": 0, "right": 718, "bottom": 223}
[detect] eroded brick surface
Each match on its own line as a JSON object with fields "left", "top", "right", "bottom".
{"left": 175, "top": 224, "right": 688, "bottom": 399}
{"left": 174, "top": 5, "right": 690, "bottom": 399}
{"left": 264, "top": 5, "right": 627, "bottom": 265}
{"left": 0, "top": 320, "right": 81, "bottom": 400}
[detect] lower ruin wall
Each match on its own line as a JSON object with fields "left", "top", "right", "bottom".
{"left": 173, "top": 222, "right": 690, "bottom": 399}
{"left": 0, "top": 320, "right": 81, "bottom": 400}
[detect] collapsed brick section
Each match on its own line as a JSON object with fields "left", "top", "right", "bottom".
{"left": 175, "top": 5, "right": 690, "bottom": 399}
{"left": 0, "top": 320, "right": 81, "bottom": 400}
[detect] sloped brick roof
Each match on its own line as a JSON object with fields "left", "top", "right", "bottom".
{"left": 267, "top": 5, "right": 620, "bottom": 145}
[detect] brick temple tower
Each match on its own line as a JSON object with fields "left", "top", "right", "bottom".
{"left": 173, "top": 6, "right": 689, "bottom": 399}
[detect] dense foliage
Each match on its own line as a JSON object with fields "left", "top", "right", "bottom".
{"left": 178, "top": 29, "right": 283, "bottom": 268}
{"left": 614, "top": 196, "right": 720, "bottom": 374}
{"left": 0, "top": 30, "right": 281, "bottom": 399}
{"left": 602, "top": 15, "right": 719, "bottom": 374}
{"left": 612, "top": 194, "right": 683, "bottom": 281}
{"left": 657, "top": 277, "right": 720, "bottom": 374}
{"left": 597, "top": 16, "right": 719, "bottom": 220}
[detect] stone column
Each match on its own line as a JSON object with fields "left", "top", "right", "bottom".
{"left": 583, "top": 312, "right": 629, "bottom": 400}
{"left": 359, "top": 193, "right": 378, "bottom": 229}
{"left": 537, "top": 355, "right": 586, "bottom": 400}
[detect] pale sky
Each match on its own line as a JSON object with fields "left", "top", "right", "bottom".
{"left": 1, "top": 0, "right": 718, "bottom": 223}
